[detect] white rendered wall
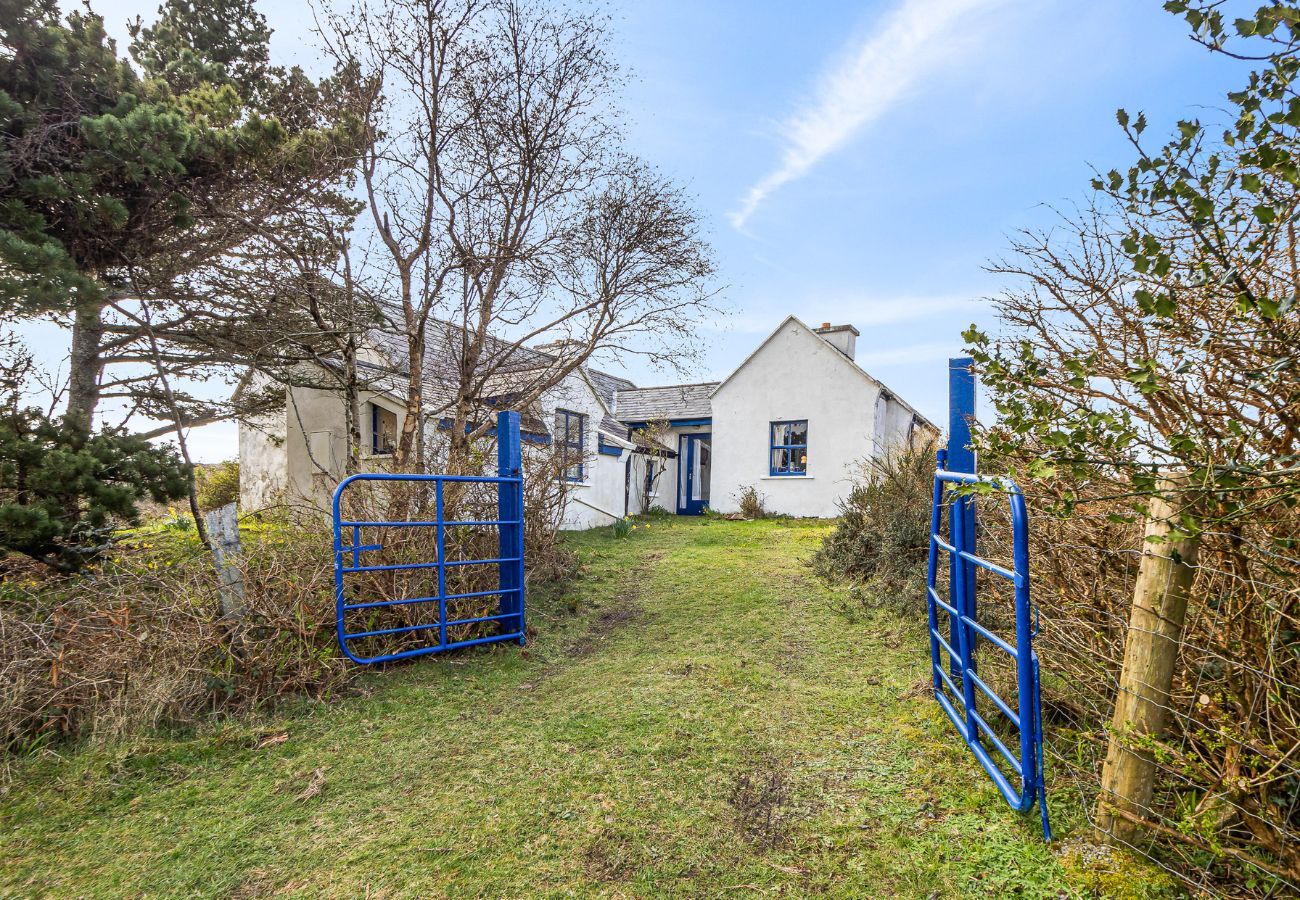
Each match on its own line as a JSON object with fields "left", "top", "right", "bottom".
{"left": 710, "top": 321, "right": 880, "bottom": 518}
{"left": 238, "top": 405, "right": 289, "bottom": 511}
{"left": 651, "top": 423, "right": 711, "bottom": 514}
{"left": 541, "top": 373, "right": 626, "bottom": 530}
{"left": 627, "top": 452, "right": 669, "bottom": 515}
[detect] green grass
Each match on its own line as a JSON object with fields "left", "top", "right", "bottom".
{"left": 0, "top": 518, "right": 1157, "bottom": 897}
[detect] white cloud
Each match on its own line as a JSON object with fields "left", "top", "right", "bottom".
{"left": 730, "top": 0, "right": 1009, "bottom": 229}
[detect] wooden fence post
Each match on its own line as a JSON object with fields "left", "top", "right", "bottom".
{"left": 203, "top": 502, "right": 246, "bottom": 621}
{"left": 1096, "top": 475, "right": 1199, "bottom": 842}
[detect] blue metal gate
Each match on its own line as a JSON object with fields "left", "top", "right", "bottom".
{"left": 926, "top": 359, "right": 1051, "bottom": 840}
{"left": 331, "top": 410, "right": 526, "bottom": 665}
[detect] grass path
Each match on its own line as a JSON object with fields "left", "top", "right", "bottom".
{"left": 2, "top": 518, "right": 1081, "bottom": 898}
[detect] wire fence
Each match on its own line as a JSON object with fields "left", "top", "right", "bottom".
{"left": 957, "top": 484, "right": 1299, "bottom": 898}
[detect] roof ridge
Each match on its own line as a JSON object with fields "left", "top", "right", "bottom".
{"left": 616, "top": 380, "right": 720, "bottom": 392}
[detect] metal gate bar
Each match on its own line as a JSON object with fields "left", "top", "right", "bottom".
{"left": 331, "top": 410, "right": 526, "bottom": 665}
{"left": 925, "top": 450, "right": 1051, "bottom": 840}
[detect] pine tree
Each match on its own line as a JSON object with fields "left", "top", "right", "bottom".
{"left": 0, "top": 0, "right": 363, "bottom": 424}
{"left": 0, "top": 339, "right": 189, "bottom": 570}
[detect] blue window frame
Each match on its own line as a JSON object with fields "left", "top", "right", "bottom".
{"left": 371, "top": 403, "right": 397, "bottom": 455}
{"left": 556, "top": 409, "right": 586, "bottom": 482}
{"left": 770, "top": 420, "right": 808, "bottom": 475}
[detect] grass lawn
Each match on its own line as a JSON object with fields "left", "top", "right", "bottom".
{"left": 1, "top": 517, "right": 1153, "bottom": 898}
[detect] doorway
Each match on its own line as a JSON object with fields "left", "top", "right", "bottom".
{"left": 677, "top": 433, "right": 711, "bottom": 515}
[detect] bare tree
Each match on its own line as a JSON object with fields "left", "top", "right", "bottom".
{"left": 318, "top": 0, "right": 718, "bottom": 471}
{"left": 201, "top": 201, "right": 392, "bottom": 475}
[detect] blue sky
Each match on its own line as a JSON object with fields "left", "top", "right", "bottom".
{"left": 36, "top": 0, "right": 1250, "bottom": 459}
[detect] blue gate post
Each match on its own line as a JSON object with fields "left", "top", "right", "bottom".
{"left": 948, "top": 358, "right": 978, "bottom": 674}
{"left": 496, "top": 411, "right": 526, "bottom": 643}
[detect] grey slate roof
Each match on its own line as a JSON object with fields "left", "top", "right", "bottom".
{"left": 585, "top": 368, "right": 639, "bottom": 441}
{"left": 586, "top": 368, "right": 636, "bottom": 408}
{"left": 368, "top": 318, "right": 561, "bottom": 400}
{"left": 597, "top": 414, "right": 627, "bottom": 438}
{"left": 365, "top": 317, "right": 649, "bottom": 440}
{"left": 613, "top": 382, "right": 718, "bottom": 422}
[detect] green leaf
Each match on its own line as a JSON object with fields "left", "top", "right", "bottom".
{"left": 1026, "top": 458, "right": 1057, "bottom": 479}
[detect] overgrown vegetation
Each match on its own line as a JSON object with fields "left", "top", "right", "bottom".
{"left": 0, "top": 519, "right": 1129, "bottom": 897}
{"left": 194, "top": 461, "right": 240, "bottom": 512}
{"left": 0, "top": 522, "right": 344, "bottom": 755}
{"left": 733, "top": 484, "right": 769, "bottom": 519}
{"left": 952, "top": 2, "right": 1300, "bottom": 892}
{"left": 812, "top": 440, "right": 935, "bottom": 616}
{"left": 0, "top": 430, "right": 578, "bottom": 756}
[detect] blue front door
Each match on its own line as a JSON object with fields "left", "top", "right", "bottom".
{"left": 677, "top": 433, "right": 712, "bottom": 515}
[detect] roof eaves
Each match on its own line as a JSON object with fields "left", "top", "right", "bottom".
{"left": 708, "top": 315, "right": 939, "bottom": 431}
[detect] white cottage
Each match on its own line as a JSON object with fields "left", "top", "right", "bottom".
{"left": 238, "top": 315, "right": 937, "bottom": 525}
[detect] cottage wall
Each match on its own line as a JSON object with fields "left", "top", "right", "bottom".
{"left": 238, "top": 407, "right": 288, "bottom": 511}
{"left": 710, "top": 320, "right": 882, "bottom": 518}
{"left": 238, "top": 316, "right": 936, "bottom": 526}
{"left": 540, "top": 373, "right": 625, "bottom": 530}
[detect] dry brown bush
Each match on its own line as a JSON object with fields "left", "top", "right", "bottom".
{"left": 1, "top": 434, "right": 578, "bottom": 762}
{"left": 0, "top": 523, "right": 347, "bottom": 758}
{"left": 955, "top": 475, "right": 1300, "bottom": 897}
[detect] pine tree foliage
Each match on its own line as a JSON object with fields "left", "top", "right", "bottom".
{"left": 0, "top": 0, "right": 365, "bottom": 424}
{"left": 0, "top": 407, "right": 189, "bottom": 570}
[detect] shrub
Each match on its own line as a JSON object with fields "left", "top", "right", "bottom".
{"left": 733, "top": 485, "right": 768, "bottom": 519}
{"left": 0, "top": 408, "right": 190, "bottom": 570}
{"left": 812, "top": 439, "right": 936, "bottom": 615}
{"left": 195, "top": 460, "right": 240, "bottom": 511}
{"left": 0, "top": 434, "right": 582, "bottom": 760}
{"left": 0, "top": 523, "right": 348, "bottom": 755}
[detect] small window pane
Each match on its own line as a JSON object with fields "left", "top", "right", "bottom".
{"left": 555, "top": 409, "right": 585, "bottom": 482}
{"left": 769, "top": 420, "right": 807, "bottom": 475}
{"left": 372, "top": 404, "right": 397, "bottom": 454}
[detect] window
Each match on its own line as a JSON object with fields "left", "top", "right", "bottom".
{"left": 371, "top": 403, "right": 398, "bottom": 455}
{"left": 770, "top": 420, "right": 808, "bottom": 475}
{"left": 555, "top": 409, "right": 586, "bottom": 482}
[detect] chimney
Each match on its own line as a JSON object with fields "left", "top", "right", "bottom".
{"left": 813, "top": 323, "right": 859, "bottom": 360}
{"left": 534, "top": 338, "right": 586, "bottom": 362}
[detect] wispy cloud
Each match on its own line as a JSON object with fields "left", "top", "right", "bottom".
{"left": 730, "top": 0, "right": 1008, "bottom": 229}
